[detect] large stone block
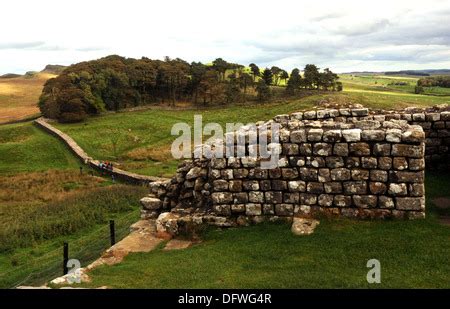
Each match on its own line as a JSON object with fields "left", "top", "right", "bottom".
{"left": 349, "top": 142, "right": 371, "bottom": 156}
{"left": 330, "top": 168, "right": 351, "bottom": 181}
{"left": 396, "top": 197, "right": 425, "bottom": 211}
{"left": 313, "top": 143, "right": 333, "bottom": 156}
{"left": 211, "top": 192, "right": 233, "bottom": 204}
{"left": 353, "top": 195, "right": 377, "bottom": 208}
{"left": 391, "top": 144, "right": 424, "bottom": 158}
{"left": 342, "top": 129, "right": 361, "bottom": 142}
{"left": 343, "top": 181, "right": 367, "bottom": 194}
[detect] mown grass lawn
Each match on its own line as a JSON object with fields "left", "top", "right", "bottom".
{"left": 77, "top": 172, "right": 450, "bottom": 289}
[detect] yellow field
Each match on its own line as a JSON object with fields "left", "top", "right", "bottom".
{"left": 0, "top": 73, "right": 56, "bottom": 124}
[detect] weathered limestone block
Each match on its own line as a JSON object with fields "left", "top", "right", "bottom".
{"left": 290, "top": 130, "right": 307, "bottom": 143}
{"left": 283, "top": 192, "right": 300, "bottom": 203}
{"left": 441, "top": 111, "right": 450, "bottom": 121}
{"left": 233, "top": 168, "right": 249, "bottom": 179}
{"left": 409, "top": 183, "right": 425, "bottom": 197}
{"left": 300, "top": 193, "right": 317, "bottom": 205}
{"left": 304, "top": 110, "right": 317, "bottom": 119}
{"left": 349, "top": 142, "right": 371, "bottom": 156}
{"left": 393, "top": 157, "right": 408, "bottom": 170}
{"left": 389, "top": 171, "right": 424, "bottom": 183}
{"left": 271, "top": 180, "right": 287, "bottom": 190}
{"left": 308, "top": 128, "right": 323, "bottom": 141}
{"left": 412, "top": 113, "right": 425, "bottom": 121}
{"left": 326, "top": 157, "right": 344, "bottom": 168}
{"left": 361, "top": 130, "right": 385, "bottom": 141}
{"left": 211, "top": 192, "right": 233, "bottom": 204}
{"left": 242, "top": 180, "right": 260, "bottom": 191}
{"left": 231, "top": 204, "right": 246, "bottom": 213}
{"left": 299, "top": 143, "right": 312, "bottom": 155}
{"left": 351, "top": 169, "right": 369, "bottom": 180}
{"left": 425, "top": 113, "right": 440, "bottom": 121}
{"left": 313, "top": 143, "right": 333, "bottom": 156}
{"left": 373, "top": 143, "right": 391, "bottom": 156}
{"left": 213, "top": 180, "right": 229, "bottom": 191}
{"left": 388, "top": 183, "right": 408, "bottom": 196}
{"left": 324, "top": 182, "right": 343, "bottom": 194}
{"left": 291, "top": 218, "right": 320, "bottom": 235}
{"left": 249, "top": 168, "right": 268, "bottom": 179}
{"left": 318, "top": 194, "right": 334, "bottom": 206}
{"left": 283, "top": 143, "right": 299, "bottom": 155}
{"left": 318, "top": 168, "right": 331, "bottom": 182}
{"left": 245, "top": 203, "right": 262, "bottom": 216}
{"left": 334, "top": 143, "right": 349, "bottom": 156}
{"left": 290, "top": 112, "right": 303, "bottom": 120}
{"left": 343, "top": 181, "right": 367, "bottom": 194}
{"left": 408, "top": 158, "right": 425, "bottom": 170}
{"left": 401, "top": 128, "right": 425, "bottom": 143}
{"left": 369, "top": 182, "right": 387, "bottom": 195}
{"left": 346, "top": 157, "right": 361, "bottom": 168}
{"left": 334, "top": 195, "right": 352, "bottom": 207}
{"left": 306, "top": 182, "right": 324, "bottom": 194}
{"left": 233, "top": 192, "right": 249, "bottom": 204}
{"left": 330, "top": 168, "right": 351, "bottom": 181}
{"left": 396, "top": 197, "right": 425, "bottom": 211}
{"left": 211, "top": 158, "right": 227, "bottom": 169}
{"left": 378, "top": 157, "right": 392, "bottom": 170}
{"left": 342, "top": 129, "right": 361, "bottom": 142}
{"left": 361, "top": 157, "right": 377, "bottom": 169}
{"left": 299, "top": 167, "right": 318, "bottom": 181}
{"left": 248, "top": 191, "right": 264, "bottom": 203}
{"left": 265, "top": 191, "right": 283, "bottom": 204}
{"left": 379, "top": 196, "right": 395, "bottom": 208}
{"left": 186, "top": 167, "right": 207, "bottom": 179}
{"left": 391, "top": 144, "right": 424, "bottom": 158}
{"left": 275, "top": 204, "right": 294, "bottom": 216}
{"left": 221, "top": 169, "right": 234, "bottom": 179}
{"left": 281, "top": 168, "right": 299, "bottom": 179}
{"left": 306, "top": 157, "right": 325, "bottom": 168}
{"left": 288, "top": 180, "right": 306, "bottom": 192}
{"left": 323, "top": 130, "right": 342, "bottom": 142}
{"left": 140, "top": 197, "right": 162, "bottom": 210}
{"left": 386, "top": 129, "right": 402, "bottom": 143}
{"left": 353, "top": 195, "right": 377, "bottom": 208}
{"left": 213, "top": 205, "right": 232, "bottom": 216}
{"left": 370, "top": 170, "right": 388, "bottom": 182}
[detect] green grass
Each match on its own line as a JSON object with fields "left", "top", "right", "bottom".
{"left": 74, "top": 172, "right": 450, "bottom": 289}
{"left": 0, "top": 122, "right": 81, "bottom": 174}
{"left": 0, "top": 185, "right": 147, "bottom": 288}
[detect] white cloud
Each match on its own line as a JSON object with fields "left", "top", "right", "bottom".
{"left": 1, "top": 0, "right": 450, "bottom": 73}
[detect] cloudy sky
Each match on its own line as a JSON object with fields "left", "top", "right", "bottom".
{"left": 1, "top": 0, "right": 450, "bottom": 74}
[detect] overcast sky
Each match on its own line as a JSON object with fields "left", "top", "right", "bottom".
{"left": 1, "top": 0, "right": 450, "bottom": 74}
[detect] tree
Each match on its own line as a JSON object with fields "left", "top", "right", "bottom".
{"left": 304, "top": 64, "right": 320, "bottom": 89}
{"left": 262, "top": 68, "right": 273, "bottom": 85}
{"left": 415, "top": 85, "right": 424, "bottom": 94}
{"left": 225, "top": 73, "right": 241, "bottom": 103}
{"left": 212, "top": 58, "right": 229, "bottom": 81}
{"left": 238, "top": 72, "right": 253, "bottom": 98}
{"left": 319, "top": 68, "right": 339, "bottom": 90}
{"left": 286, "top": 68, "right": 302, "bottom": 95}
{"left": 255, "top": 79, "right": 271, "bottom": 101}
{"left": 249, "top": 63, "right": 260, "bottom": 81}
{"left": 270, "top": 66, "right": 282, "bottom": 85}
{"left": 188, "top": 62, "right": 208, "bottom": 104}
{"left": 280, "top": 70, "right": 289, "bottom": 85}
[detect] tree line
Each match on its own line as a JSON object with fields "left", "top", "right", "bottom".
{"left": 38, "top": 55, "right": 342, "bottom": 122}
{"left": 415, "top": 76, "right": 450, "bottom": 94}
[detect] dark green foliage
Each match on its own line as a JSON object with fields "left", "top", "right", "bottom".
{"left": 286, "top": 68, "right": 302, "bottom": 95}
{"left": 415, "top": 85, "right": 424, "bottom": 94}
{"left": 417, "top": 76, "right": 450, "bottom": 88}
{"left": 38, "top": 55, "right": 338, "bottom": 122}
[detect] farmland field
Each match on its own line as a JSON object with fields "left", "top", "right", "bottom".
{"left": 0, "top": 73, "right": 55, "bottom": 124}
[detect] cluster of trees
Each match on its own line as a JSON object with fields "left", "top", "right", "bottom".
{"left": 415, "top": 76, "right": 450, "bottom": 94}
{"left": 38, "top": 55, "right": 341, "bottom": 122}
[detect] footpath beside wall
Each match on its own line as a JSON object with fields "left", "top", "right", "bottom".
{"left": 34, "top": 118, "right": 165, "bottom": 185}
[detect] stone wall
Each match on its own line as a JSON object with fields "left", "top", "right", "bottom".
{"left": 142, "top": 107, "right": 430, "bottom": 229}
{"left": 34, "top": 118, "right": 165, "bottom": 185}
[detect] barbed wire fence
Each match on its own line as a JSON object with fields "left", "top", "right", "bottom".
{"left": 1, "top": 210, "right": 139, "bottom": 289}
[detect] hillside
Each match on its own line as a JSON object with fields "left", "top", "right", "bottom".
{"left": 0, "top": 72, "right": 56, "bottom": 124}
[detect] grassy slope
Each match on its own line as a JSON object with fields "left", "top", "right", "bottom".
{"left": 0, "top": 73, "right": 55, "bottom": 124}
{"left": 79, "top": 172, "right": 450, "bottom": 289}
{"left": 0, "top": 122, "right": 80, "bottom": 174}
{"left": 0, "top": 121, "right": 146, "bottom": 288}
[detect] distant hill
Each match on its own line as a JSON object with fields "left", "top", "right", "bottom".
{"left": 41, "top": 64, "right": 67, "bottom": 74}
{"left": 0, "top": 73, "right": 21, "bottom": 79}
{"left": 343, "top": 69, "right": 450, "bottom": 76}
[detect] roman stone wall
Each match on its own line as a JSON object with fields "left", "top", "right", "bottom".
{"left": 142, "top": 107, "right": 430, "bottom": 227}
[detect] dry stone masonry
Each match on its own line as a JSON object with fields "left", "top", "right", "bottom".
{"left": 141, "top": 105, "right": 450, "bottom": 236}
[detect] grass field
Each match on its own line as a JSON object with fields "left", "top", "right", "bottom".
{"left": 72, "top": 171, "right": 450, "bottom": 289}
{"left": 0, "top": 120, "right": 147, "bottom": 288}
{"left": 0, "top": 73, "right": 55, "bottom": 124}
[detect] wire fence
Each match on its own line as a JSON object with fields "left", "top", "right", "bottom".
{"left": 1, "top": 210, "right": 139, "bottom": 289}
